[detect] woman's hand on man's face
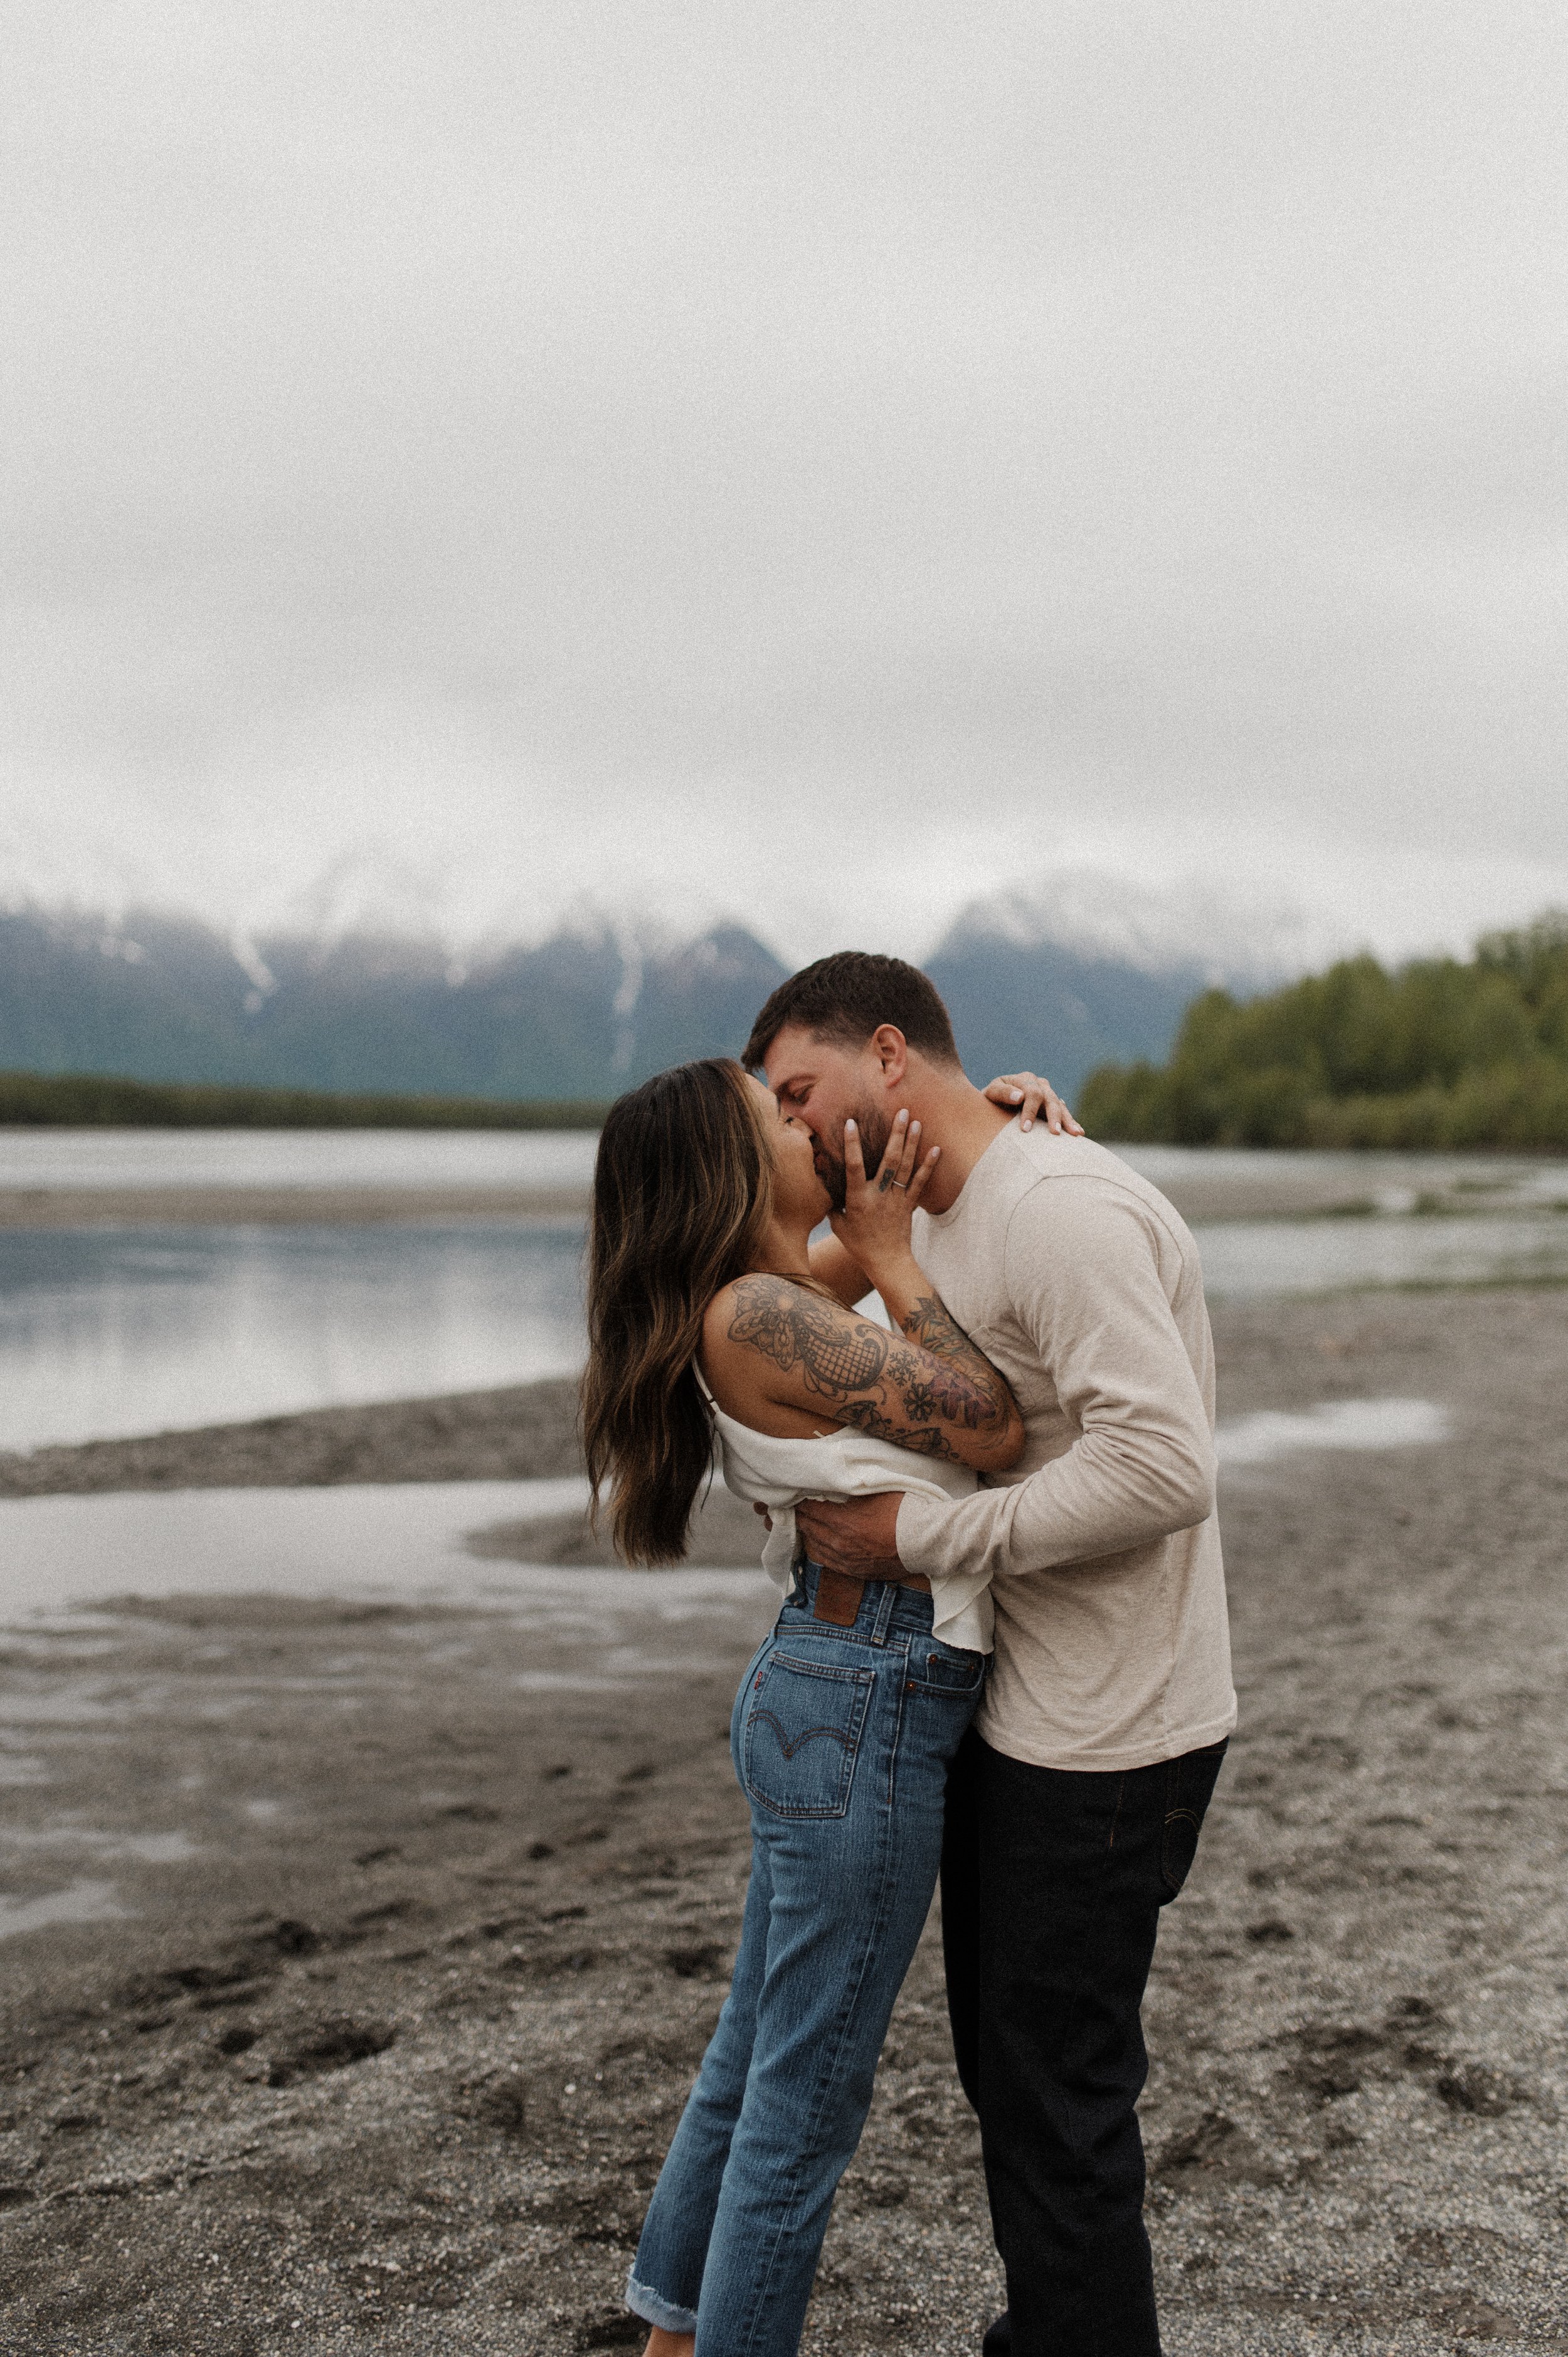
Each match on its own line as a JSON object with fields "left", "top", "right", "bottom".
{"left": 826, "top": 1107, "right": 938, "bottom": 1278}
{"left": 983, "top": 1070, "right": 1084, "bottom": 1136}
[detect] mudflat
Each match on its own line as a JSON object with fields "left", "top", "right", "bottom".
{"left": 0, "top": 1160, "right": 1530, "bottom": 1230}
{"left": 0, "top": 1186, "right": 591, "bottom": 1230}
{"left": 0, "top": 1380, "right": 587, "bottom": 1500}
{"left": 1, "top": 1285, "right": 1565, "bottom": 2354}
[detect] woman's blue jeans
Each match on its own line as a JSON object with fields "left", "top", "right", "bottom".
{"left": 627, "top": 1565, "right": 986, "bottom": 2356}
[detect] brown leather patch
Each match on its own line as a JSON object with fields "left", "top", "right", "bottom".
{"left": 811, "top": 1569, "right": 865, "bottom": 1627}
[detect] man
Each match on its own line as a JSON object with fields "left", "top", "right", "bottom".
{"left": 744, "top": 951, "right": 1234, "bottom": 2357}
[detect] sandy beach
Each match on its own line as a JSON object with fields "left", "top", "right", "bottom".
{"left": 2, "top": 1282, "right": 1567, "bottom": 2354}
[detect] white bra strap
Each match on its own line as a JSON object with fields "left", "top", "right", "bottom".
{"left": 691, "top": 1358, "right": 718, "bottom": 1408}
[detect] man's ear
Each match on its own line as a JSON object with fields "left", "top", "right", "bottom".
{"left": 869, "top": 1025, "right": 909, "bottom": 1087}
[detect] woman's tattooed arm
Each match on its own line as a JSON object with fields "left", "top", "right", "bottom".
{"left": 897, "top": 1293, "right": 1014, "bottom": 1432}
{"left": 724, "top": 1275, "right": 1021, "bottom": 1467}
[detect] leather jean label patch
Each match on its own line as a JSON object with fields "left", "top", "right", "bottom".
{"left": 811, "top": 1570, "right": 864, "bottom": 1627}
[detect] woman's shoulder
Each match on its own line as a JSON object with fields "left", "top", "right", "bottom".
{"left": 702, "top": 1269, "right": 829, "bottom": 1361}
{"left": 701, "top": 1272, "right": 849, "bottom": 1439}
{"left": 702, "top": 1273, "right": 869, "bottom": 1431}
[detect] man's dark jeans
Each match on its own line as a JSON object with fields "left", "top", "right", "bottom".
{"left": 942, "top": 1729, "right": 1228, "bottom": 2357}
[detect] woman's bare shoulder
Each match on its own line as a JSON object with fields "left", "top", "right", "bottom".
{"left": 706, "top": 1274, "right": 894, "bottom": 1400}
{"left": 701, "top": 1274, "right": 858, "bottom": 1430}
{"left": 702, "top": 1271, "right": 830, "bottom": 1368}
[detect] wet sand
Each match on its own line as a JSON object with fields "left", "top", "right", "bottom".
{"left": 0, "top": 1186, "right": 590, "bottom": 1230}
{"left": 2, "top": 1285, "right": 1567, "bottom": 2353}
{"left": 0, "top": 1163, "right": 1547, "bottom": 1232}
{"left": 0, "top": 1382, "right": 586, "bottom": 1500}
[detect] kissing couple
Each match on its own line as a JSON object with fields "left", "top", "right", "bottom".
{"left": 582, "top": 952, "right": 1236, "bottom": 2357}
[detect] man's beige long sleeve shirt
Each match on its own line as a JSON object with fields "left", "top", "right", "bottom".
{"left": 896, "top": 1124, "right": 1236, "bottom": 1771}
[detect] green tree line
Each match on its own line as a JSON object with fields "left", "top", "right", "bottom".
{"left": 0, "top": 1072, "right": 610, "bottom": 1129}
{"left": 1078, "top": 913, "right": 1568, "bottom": 1149}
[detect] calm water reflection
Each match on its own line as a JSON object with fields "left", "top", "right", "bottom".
{"left": 0, "top": 1222, "right": 586, "bottom": 1451}
{"left": 1195, "top": 1211, "right": 1568, "bottom": 1299}
{"left": 0, "top": 1378, "right": 1451, "bottom": 1636}
{"left": 0, "top": 1479, "right": 692, "bottom": 1605}
{"left": 0, "top": 1386, "right": 1448, "bottom": 1624}
{"left": 3, "top": 1136, "right": 1567, "bottom": 1453}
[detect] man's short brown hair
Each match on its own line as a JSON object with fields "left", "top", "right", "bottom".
{"left": 743, "top": 952, "right": 961, "bottom": 1073}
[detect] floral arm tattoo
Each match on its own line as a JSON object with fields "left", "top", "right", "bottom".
{"left": 898, "top": 1293, "right": 1013, "bottom": 1431}
{"left": 726, "top": 1277, "right": 1014, "bottom": 1460}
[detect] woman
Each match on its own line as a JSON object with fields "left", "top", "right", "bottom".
{"left": 582, "top": 1056, "right": 1029, "bottom": 2357}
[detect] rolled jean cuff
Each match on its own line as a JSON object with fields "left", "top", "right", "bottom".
{"left": 625, "top": 2270, "right": 699, "bottom": 2334}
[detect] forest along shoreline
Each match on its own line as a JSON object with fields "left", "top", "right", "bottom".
{"left": 0, "top": 1282, "right": 1565, "bottom": 2353}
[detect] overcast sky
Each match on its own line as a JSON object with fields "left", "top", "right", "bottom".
{"left": 4, "top": 1, "right": 1565, "bottom": 967}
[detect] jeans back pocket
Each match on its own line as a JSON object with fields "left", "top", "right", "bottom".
{"left": 1159, "top": 1738, "right": 1229, "bottom": 1900}
{"left": 742, "top": 1651, "right": 876, "bottom": 1820}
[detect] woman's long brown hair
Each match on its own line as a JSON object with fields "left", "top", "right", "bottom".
{"left": 582, "top": 1058, "right": 774, "bottom": 1565}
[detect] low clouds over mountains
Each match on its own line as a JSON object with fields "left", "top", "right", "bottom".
{"left": 0, "top": 899, "right": 1244, "bottom": 1104}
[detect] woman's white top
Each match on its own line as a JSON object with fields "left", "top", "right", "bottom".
{"left": 695, "top": 1366, "right": 993, "bottom": 1654}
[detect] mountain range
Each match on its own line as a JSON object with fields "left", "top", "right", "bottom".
{"left": 0, "top": 897, "right": 1249, "bottom": 1104}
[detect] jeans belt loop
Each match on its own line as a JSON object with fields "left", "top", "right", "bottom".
{"left": 869, "top": 1581, "right": 899, "bottom": 1648}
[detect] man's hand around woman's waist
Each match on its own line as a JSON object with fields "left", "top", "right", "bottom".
{"left": 793, "top": 1493, "right": 908, "bottom": 1583}
{"left": 756, "top": 1494, "right": 919, "bottom": 1586}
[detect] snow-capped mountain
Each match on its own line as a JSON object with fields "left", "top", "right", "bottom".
{"left": 919, "top": 870, "right": 1315, "bottom": 1093}
{"left": 0, "top": 902, "right": 790, "bottom": 1102}
{"left": 0, "top": 878, "right": 1283, "bottom": 1102}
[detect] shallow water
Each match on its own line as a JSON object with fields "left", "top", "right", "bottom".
{"left": 3, "top": 1135, "right": 1567, "bottom": 1450}
{"left": 1117, "top": 1143, "right": 1568, "bottom": 1208}
{"left": 1214, "top": 1397, "right": 1450, "bottom": 1466}
{"left": 0, "top": 1393, "right": 1448, "bottom": 1630}
{"left": 0, "top": 1220, "right": 586, "bottom": 1450}
{"left": 0, "top": 1393, "right": 1450, "bottom": 1949}
{"left": 0, "top": 1478, "right": 743, "bottom": 1624}
{"left": 1, "top": 1207, "right": 1557, "bottom": 1454}
{"left": 0, "top": 1877, "right": 130, "bottom": 1940}
{"left": 0, "top": 1481, "right": 779, "bottom": 1794}
{"left": 1194, "top": 1211, "right": 1568, "bottom": 1298}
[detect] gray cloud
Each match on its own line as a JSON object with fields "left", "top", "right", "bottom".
{"left": 3, "top": 0, "right": 1565, "bottom": 964}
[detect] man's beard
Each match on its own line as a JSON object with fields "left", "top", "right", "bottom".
{"left": 815, "top": 1104, "right": 893, "bottom": 1213}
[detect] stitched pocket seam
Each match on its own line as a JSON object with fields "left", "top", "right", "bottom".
{"left": 743, "top": 1659, "right": 876, "bottom": 1821}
